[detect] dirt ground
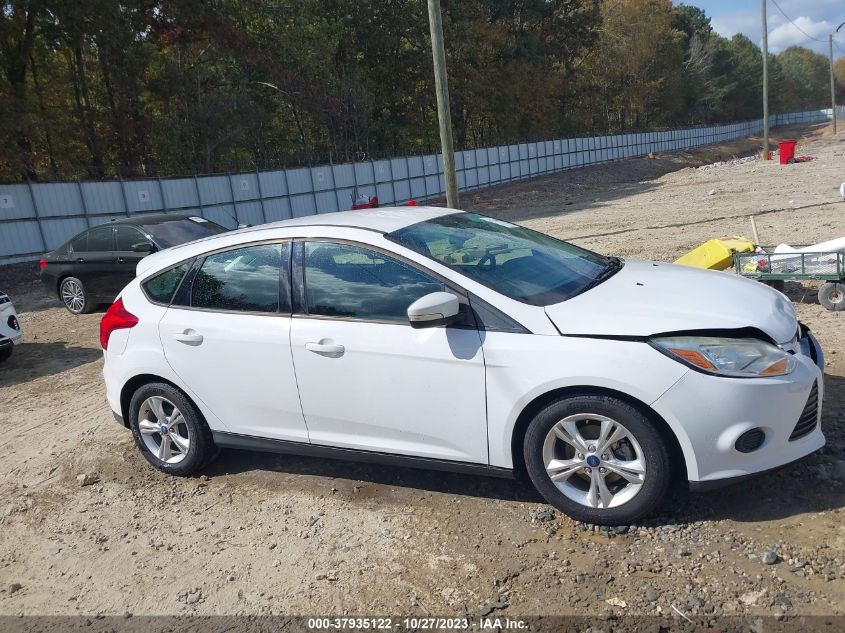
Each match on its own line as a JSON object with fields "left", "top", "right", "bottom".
{"left": 1, "top": 122, "right": 844, "bottom": 623}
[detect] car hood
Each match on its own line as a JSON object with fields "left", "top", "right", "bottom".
{"left": 544, "top": 260, "right": 798, "bottom": 344}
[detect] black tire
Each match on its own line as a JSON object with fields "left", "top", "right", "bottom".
{"left": 59, "top": 276, "right": 95, "bottom": 314}
{"left": 762, "top": 279, "right": 785, "bottom": 293}
{"left": 128, "top": 382, "right": 217, "bottom": 476}
{"left": 818, "top": 282, "right": 845, "bottom": 311}
{"left": 0, "top": 347, "right": 12, "bottom": 363}
{"left": 523, "top": 394, "right": 671, "bottom": 525}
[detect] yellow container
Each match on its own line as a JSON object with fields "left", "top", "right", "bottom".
{"left": 674, "top": 237, "right": 755, "bottom": 270}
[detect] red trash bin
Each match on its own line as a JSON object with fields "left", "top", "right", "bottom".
{"left": 779, "top": 140, "right": 797, "bottom": 165}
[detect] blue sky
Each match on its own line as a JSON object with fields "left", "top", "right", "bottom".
{"left": 678, "top": 0, "right": 845, "bottom": 57}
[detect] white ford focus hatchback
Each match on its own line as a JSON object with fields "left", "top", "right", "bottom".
{"left": 101, "top": 207, "right": 824, "bottom": 524}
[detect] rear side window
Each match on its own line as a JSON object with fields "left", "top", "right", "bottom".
{"left": 69, "top": 233, "right": 87, "bottom": 253}
{"left": 144, "top": 263, "right": 191, "bottom": 304}
{"left": 87, "top": 225, "right": 114, "bottom": 251}
{"left": 191, "top": 243, "right": 288, "bottom": 313}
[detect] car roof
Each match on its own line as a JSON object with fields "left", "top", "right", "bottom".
{"left": 135, "top": 206, "right": 460, "bottom": 278}
{"left": 107, "top": 213, "right": 199, "bottom": 226}
{"left": 253, "top": 206, "right": 456, "bottom": 233}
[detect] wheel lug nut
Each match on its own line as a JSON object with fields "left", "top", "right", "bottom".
{"left": 576, "top": 453, "right": 583, "bottom": 459}
{"left": 585, "top": 468, "right": 592, "bottom": 474}
{"left": 588, "top": 445, "right": 596, "bottom": 453}
{"left": 599, "top": 467, "right": 607, "bottom": 474}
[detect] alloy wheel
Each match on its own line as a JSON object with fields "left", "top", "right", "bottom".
{"left": 61, "top": 279, "right": 85, "bottom": 313}
{"left": 542, "top": 413, "right": 646, "bottom": 509}
{"left": 137, "top": 396, "right": 191, "bottom": 464}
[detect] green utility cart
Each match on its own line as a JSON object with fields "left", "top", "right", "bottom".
{"left": 734, "top": 248, "right": 845, "bottom": 311}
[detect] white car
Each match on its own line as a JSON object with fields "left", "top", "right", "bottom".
{"left": 0, "top": 291, "right": 23, "bottom": 363}
{"left": 100, "top": 207, "right": 824, "bottom": 524}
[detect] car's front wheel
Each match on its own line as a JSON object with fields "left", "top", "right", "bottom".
{"left": 128, "top": 382, "right": 217, "bottom": 476}
{"left": 523, "top": 394, "right": 671, "bottom": 525}
{"left": 59, "top": 276, "right": 94, "bottom": 314}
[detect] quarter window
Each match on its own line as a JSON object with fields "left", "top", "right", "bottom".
{"left": 191, "top": 243, "right": 288, "bottom": 313}
{"left": 304, "top": 242, "right": 444, "bottom": 322}
{"left": 144, "top": 263, "right": 191, "bottom": 304}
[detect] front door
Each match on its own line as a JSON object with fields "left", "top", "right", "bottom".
{"left": 158, "top": 242, "right": 309, "bottom": 442}
{"left": 289, "top": 241, "right": 488, "bottom": 464}
{"left": 113, "top": 225, "right": 151, "bottom": 293}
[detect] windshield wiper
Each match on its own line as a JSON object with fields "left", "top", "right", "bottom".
{"left": 578, "top": 256, "right": 624, "bottom": 294}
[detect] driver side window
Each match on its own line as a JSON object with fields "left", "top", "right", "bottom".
{"left": 304, "top": 242, "right": 444, "bottom": 322}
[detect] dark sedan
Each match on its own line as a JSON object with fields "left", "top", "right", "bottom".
{"left": 40, "top": 214, "right": 229, "bottom": 313}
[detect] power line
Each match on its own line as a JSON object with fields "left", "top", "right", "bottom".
{"left": 769, "top": 0, "right": 825, "bottom": 43}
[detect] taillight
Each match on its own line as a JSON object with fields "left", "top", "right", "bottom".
{"left": 39, "top": 258, "right": 47, "bottom": 271}
{"left": 100, "top": 298, "right": 138, "bottom": 349}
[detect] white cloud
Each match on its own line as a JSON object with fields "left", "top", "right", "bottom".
{"left": 698, "top": 1, "right": 845, "bottom": 57}
{"left": 768, "top": 16, "right": 835, "bottom": 53}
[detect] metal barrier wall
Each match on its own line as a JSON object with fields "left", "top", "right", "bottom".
{"left": 0, "top": 107, "right": 841, "bottom": 264}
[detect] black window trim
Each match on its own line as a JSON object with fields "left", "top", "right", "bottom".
{"left": 143, "top": 238, "right": 293, "bottom": 316}
{"left": 293, "top": 237, "right": 476, "bottom": 328}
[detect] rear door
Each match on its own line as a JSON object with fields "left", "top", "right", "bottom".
{"left": 158, "top": 241, "right": 309, "bottom": 442}
{"left": 73, "top": 225, "right": 117, "bottom": 298}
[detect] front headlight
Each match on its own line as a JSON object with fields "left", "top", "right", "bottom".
{"left": 650, "top": 336, "right": 796, "bottom": 377}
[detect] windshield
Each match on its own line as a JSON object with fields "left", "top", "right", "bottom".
{"left": 388, "top": 213, "right": 617, "bottom": 306}
{"left": 141, "top": 217, "right": 228, "bottom": 249}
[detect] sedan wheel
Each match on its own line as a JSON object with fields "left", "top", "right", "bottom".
{"left": 524, "top": 395, "right": 671, "bottom": 525}
{"left": 137, "top": 395, "right": 191, "bottom": 464}
{"left": 542, "top": 414, "right": 646, "bottom": 509}
{"left": 129, "top": 382, "right": 218, "bottom": 475}
{"left": 60, "top": 277, "right": 92, "bottom": 314}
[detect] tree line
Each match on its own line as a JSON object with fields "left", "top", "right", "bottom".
{"left": 1, "top": 0, "right": 842, "bottom": 183}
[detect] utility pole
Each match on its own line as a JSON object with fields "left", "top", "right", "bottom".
{"left": 832, "top": 34, "right": 838, "bottom": 135}
{"left": 761, "top": 0, "right": 770, "bottom": 158}
{"left": 833, "top": 24, "right": 844, "bottom": 136}
{"left": 427, "top": 0, "right": 459, "bottom": 208}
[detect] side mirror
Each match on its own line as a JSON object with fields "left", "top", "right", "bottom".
{"left": 132, "top": 242, "right": 155, "bottom": 253}
{"left": 407, "top": 292, "right": 460, "bottom": 329}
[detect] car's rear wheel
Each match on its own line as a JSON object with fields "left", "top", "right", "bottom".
{"left": 59, "top": 277, "right": 94, "bottom": 314}
{"left": 523, "top": 394, "right": 671, "bottom": 525}
{"left": 128, "top": 382, "right": 217, "bottom": 475}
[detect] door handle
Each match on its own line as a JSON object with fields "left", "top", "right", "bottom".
{"left": 305, "top": 340, "right": 345, "bottom": 358}
{"left": 173, "top": 330, "right": 204, "bottom": 345}
{"left": 117, "top": 257, "right": 126, "bottom": 263}
{"left": 76, "top": 257, "right": 84, "bottom": 263}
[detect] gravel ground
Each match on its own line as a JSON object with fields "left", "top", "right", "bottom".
{"left": 1, "top": 122, "right": 844, "bottom": 623}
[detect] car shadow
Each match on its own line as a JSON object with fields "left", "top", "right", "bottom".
{"left": 0, "top": 341, "right": 101, "bottom": 388}
{"left": 205, "top": 448, "right": 544, "bottom": 504}
{"left": 205, "top": 372, "right": 844, "bottom": 525}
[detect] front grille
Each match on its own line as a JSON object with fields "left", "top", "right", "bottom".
{"left": 789, "top": 382, "right": 819, "bottom": 441}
